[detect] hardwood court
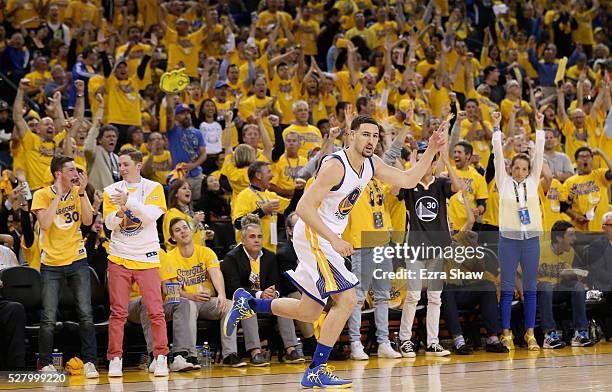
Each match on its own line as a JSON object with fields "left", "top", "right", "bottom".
{"left": 4, "top": 343, "right": 612, "bottom": 391}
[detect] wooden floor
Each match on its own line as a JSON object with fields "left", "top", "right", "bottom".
{"left": 4, "top": 343, "right": 612, "bottom": 391}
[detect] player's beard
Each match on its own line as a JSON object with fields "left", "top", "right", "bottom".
{"left": 361, "top": 147, "right": 374, "bottom": 158}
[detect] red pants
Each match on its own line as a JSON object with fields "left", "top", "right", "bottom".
{"left": 106, "top": 261, "right": 169, "bottom": 360}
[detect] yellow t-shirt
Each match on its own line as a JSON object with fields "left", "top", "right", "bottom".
{"left": 144, "top": 151, "right": 172, "bottom": 185}
{"left": 65, "top": 0, "right": 98, "bottom": 26}
{"left": 538, "top": 240, "right": 575, "bottom": 285}
{"left": 22, "top": 224, "right": 40, "bottom": 271}
{"left": 115, "top": 43, "right": 152, "bottom": 77}
{"left": 269, "top": 76, "right": 301, "bottom": 124}
{"left": 22, "top": 130, "right": 54, "bottom": 190}
{"left": 445, "top": 51, "right": 480, "bottom": 94}
{"left": 24, "top": 70, "right": 52, "bottom": 103}
{"left": 231, "top": 186, "right": 290, "bottom": 252}
{"left": 459, "top": 118, "right": 492, "bottom": 167}
{"left": 448, "top": 166, "right": 489, "bottom": 231}
{"left": 221, "top": 150, "right": 268, "bottom": 207}
{"left": 256, "top": 10, "right": 293, "bottom": 38}
{"left": 295, "top": 19, "right": 320, "bottom": 55}
{"left": 342, "top": 178, "right": 391, "bottom": 248}
{"left": 161, "top": 244, "right": 220, "bottom": 296}
{"left": 428, "top": 84, "right": 452, "bottom": 118}
{"left": 481, "top": 178, "right": 499, "bottom": 227}
{"left": 31, "top": 185, "right": 89, "bottom": 267}
{"left": 368, "top": 21, "right": 397, "bottom": 50}
{"left": 162, "top": 208, "right": 207, "bottom": 251}
{"left": 560, "top": 118, "right": 599, "bottom": 164}
{"left": 165, "top": 28, "right": 205, "bottom": 78}
{"left": 237, "top": 95, "right": 278, "bottom": 146}
{"left": 539, "top": 179, "right": 571, "bottom": 232}
{"left": 465, "top": 89, "right": 499, "bottom": 124}
{"left": 7, "top": 0, "right": 40, "bottom": 29}
{"left": 416, "top": 60, "right": 439, "bottom": 89}
{"left": 282, "top": 124, "right": 323, "bottom": 159}
{"left": 572, "top": 9, "right": 596, "bottom": 45}
{"left": 563, "top": 169, "right": 611, "bottom": 232}
{"left": 105, "top": 74, "right": 142, "bottom": 126}
{"left": 335, "top": 70, "right": 361, "bottom": 104}
{"left": 271, "top": 154, "right": 306, "bottom": 191}
{"left": 345, "top": 27, "right": 376, "bottom": 49}
{"left": 500, "top": 98, "right": 532, "bottom": 131}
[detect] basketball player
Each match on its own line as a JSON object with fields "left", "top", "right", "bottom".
{"left": 224, "top": 114, "right": 447, "bottom": 388}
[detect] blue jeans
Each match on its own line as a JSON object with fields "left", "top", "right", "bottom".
{"left": 538, "top": 281, "right": 588, "bottom": 332}
{"left": 39, "top": 259, "right": 97, "bottom": 365}
{"left": 499, "top": 235, "right": 540, "bottom": 330}
{"left": 347, "top": 247, "right": 392, "bottom": 344}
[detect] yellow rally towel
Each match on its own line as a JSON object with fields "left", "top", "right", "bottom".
{"left": 313, "top": 311, "right": 328, "bottom": 340}
{"left": 554, "top": 57, "right": 568, "bottom": 87}
{"left": 66, "top": 357, "right": 84, "bottom": 375}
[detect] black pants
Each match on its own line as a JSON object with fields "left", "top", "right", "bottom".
{"left": 441, "top": 280, "right": 502, "bottom": 338}
{"left": 0, "top": 300, "right": 26, "bottom": 370}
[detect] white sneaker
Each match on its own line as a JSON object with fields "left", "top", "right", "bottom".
{"left": 377, "top": 342, "right": 401, "bottom": 359}
{"left": 170, "top": 354, "right": 195, "bottom": 372}
{"left": 108, "top": 357, "right": 123, "bottom": 377}
{"left": 40, "top": 364, "right": 57, "bottom": 372}
{"left": 153, "top": 355, "right": 169, "bottom": 377}
{"left": 84, "top": 362, "right": 99, "bottom": 378}
{"left": 350, "top": 341, "right": 369, "bottom": 360}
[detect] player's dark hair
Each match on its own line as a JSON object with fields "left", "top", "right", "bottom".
{"left": 350, "top": 115, "right": 383, "bottom": 134}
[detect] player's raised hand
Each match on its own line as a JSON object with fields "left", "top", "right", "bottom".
{"left": 331, "top": 237, "right": 354, "bottom": 257}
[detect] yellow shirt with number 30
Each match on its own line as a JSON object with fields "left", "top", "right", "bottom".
{"left": 31, "top": 185, "right": 89, "bottom": 267}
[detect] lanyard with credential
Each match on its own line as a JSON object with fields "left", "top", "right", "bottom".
{"left": 512, "top": 182, "right": 527, "bottom": 205}
{"left": 285, "top": 155, "right": 302, "bottom": 180}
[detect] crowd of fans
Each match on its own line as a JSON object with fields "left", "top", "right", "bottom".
{"left": 0, "top": 0, "right": 610, "bottom": 375}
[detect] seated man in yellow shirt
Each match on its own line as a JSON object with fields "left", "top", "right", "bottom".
{"left": 564, "top": 147, "right": 612, "bottom": 232}
{"left": 163, "top": 217, "right": 261, "bottom": 367}
{"left": 537, "top": 220, "right": 593, "bottom": 348}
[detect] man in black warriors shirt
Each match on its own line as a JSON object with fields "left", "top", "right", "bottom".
{"left": 396, "top": 142, "right": 463, "bottom": 358}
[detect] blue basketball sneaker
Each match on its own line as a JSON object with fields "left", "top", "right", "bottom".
{"left": 223, "top": 288, "right": 255, "bottom": 337}
{"left": 301, "top": 364, "right": 352, "bottom": 389}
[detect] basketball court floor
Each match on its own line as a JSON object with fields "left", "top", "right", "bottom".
{"left": 3, "top": 343, "right": 612, "bottom": 391}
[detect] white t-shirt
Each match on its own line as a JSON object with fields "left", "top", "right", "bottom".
{"left": 199, "top": 121, "right": 223, "bottom": 155}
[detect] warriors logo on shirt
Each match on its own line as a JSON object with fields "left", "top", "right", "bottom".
{"left": 120, "top": 209, "right": 143, "bottom": 236}
{"left": 415, "top": 196, "right": 439, "bottom": 222}
{"left": 335, "top": 187, "right": 361, "bottom": 219}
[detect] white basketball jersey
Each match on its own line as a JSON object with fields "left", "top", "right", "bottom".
{"left": 315, "top": 150, "right": 375, "bottom": 236}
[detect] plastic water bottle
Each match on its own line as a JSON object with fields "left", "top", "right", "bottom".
{"left": 392, "top": 332, "right": 401, "bottom": 352}
{"left": 202, "top": 342, "right": 211, "bottom": 369}
{"left": 196, "top": 345, "right": 204, "bottom": 366}
{"left": 51, "top": 349, "right": 63, "bottom": 370}
{"left": 296, "top": 338, "right": 304, "bottom": 357}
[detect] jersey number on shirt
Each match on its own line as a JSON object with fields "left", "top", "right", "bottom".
{"left": 64, "top": 211, "right": 79, "bottom": 224}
